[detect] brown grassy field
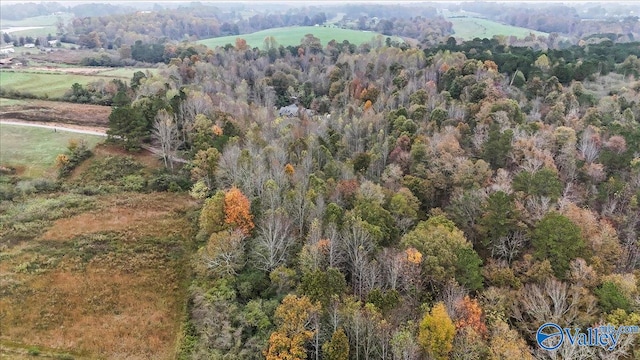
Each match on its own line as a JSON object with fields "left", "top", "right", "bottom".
{"left": 0, "top": 191, "right": 198, "bottom": 359}
{"left": 0, "top": 99, "right": 111, "bottom": 127}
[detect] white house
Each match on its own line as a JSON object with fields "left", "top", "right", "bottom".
{"left": 24, "top": 43, "right": 35, "bottom": 48}
{"left": 0, "top": 47, "right": 15, "bottom": 54}
{"left": 48, "top": 40, "right": 58, "bottom": 46}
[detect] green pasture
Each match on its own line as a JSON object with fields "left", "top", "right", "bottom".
{"left": 198, "top": 26, "right": 402, "bottom": 49}
{"left": 448, "top": 17, "right": 548, "bottom": 41}
{"left": 0, "top": 71, "right": 107, "bottom": 98}
{"left": 0, "top": 124, "right": 104, "bottom": 178}
{"left": 0, "top": 97, "right": 27, "bottom": 107}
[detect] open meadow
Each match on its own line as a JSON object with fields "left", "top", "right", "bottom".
{"left": 0, "top": 124, "right": 104, "bottom": 178}
{"left": 448, "top": 17, "right": 548, "bottom": 41}
{"left": 198, "top": 25, "right": 402, "bottom": 49}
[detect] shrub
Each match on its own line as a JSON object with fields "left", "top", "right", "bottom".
{"left": 57, "top": 139, "right": 92, "bottom": 178}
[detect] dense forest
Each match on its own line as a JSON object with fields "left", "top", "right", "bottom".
{"left": 3, "top": 2, "right": 640, "bottom": 359}
{"left": 81, "top": 26, "right": 640, "bottom": 359}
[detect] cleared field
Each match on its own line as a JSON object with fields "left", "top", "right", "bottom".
{"left": 198, "top": 26, "right": 401, "bottom": 49}
{"left": 0, "top": 124, "right": 104, "bottom": 177}
{"left": 448, "top": 17, "right": 548, "bottom": 41}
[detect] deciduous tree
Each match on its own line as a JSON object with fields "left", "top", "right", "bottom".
{"left": 418, "top": 302, "right": 455, "bottom": 360}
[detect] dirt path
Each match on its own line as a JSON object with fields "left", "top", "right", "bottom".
{"left": 0, "top": 119, "right": 107, "bottom": 136}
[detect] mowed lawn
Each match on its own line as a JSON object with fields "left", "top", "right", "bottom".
{"left": 449, "top": 17, "right": 548, "bottom": 41}
{"left": 0, "top": 124, "right": 104, "bottom": 177}
{"left": 198, "top": 26, "right": 402, "bottom": 49}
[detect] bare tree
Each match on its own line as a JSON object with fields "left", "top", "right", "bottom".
{"left": 152, "top": 109, "right": 179, "bottom": 169}
{"left": 513, "top": 279, "right": 597, "bottom": 336}
{"left": 578, "top": 127, "right": 601, "bottom": 164}
{"left": 341, "top": 218, "right": 375, "bottom": 299}
{"left": 252, "top": 208, "right": 293, "bottom": 271}
{"left": 492, "top": 231, "right": 527, "bottom": 263}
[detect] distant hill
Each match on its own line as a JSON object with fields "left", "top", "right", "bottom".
{"left": 448, "top": 17, "right": 548, "bottom": 41}
{"left": 197, "top": 26, "right": 403, "bottom": 49}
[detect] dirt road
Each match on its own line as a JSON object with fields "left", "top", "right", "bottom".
{"left": 0, "top": 120, "right": 107, "bottom": 136}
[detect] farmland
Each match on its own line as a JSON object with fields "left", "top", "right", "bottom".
{"left": 198, "top": 26, "right": 402, "bottom": 49}
{"left": 448, "top": 16, "right": 548, "bottom": 41}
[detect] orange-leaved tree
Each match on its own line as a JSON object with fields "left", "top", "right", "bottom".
{"left": 224, "top": 186, "right": 254, "bottom": 236}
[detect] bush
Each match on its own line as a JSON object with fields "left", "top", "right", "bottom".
{"left": 0, "top": 182, "right": 17, "bottom": 201}
{"left": 122, "top": 174, "right": 146, "bottom": 192}
{"left": 17, "top": 178, "right": 60, "bottom": 195}
{"left": 82, "top": 156, "right": 143, "bottom": 183}
{"left": 148, "top": 169, "right": 191, "bottom": 192}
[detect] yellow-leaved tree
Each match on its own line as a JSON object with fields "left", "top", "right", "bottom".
{"left": 264, "top": 294, "right": 320, "bottom": 360}
{"left": 418, "top": 302, "right": 455, "bottom": 360}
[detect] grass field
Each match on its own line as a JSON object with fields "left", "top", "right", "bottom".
{"left": 198, "top": 26, "right": 401, "bottom": 49}
{"left": 448, "top": 17, "right": 548, "bottom": 41}
{"left": 0, "top": 13, "right": 72, "bottom": 38}
{"left": 0, "top": 124, "right": 104, "bottom": 177}
{"left": 0, "top": 68, "right": 153, "bottom": 98}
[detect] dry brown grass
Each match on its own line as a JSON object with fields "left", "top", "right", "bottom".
{"left": 41, "top": 192, "right": 195, "bottom": 241}
{"left": 0, "top": 192, "right": 199, "bottom": 359}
